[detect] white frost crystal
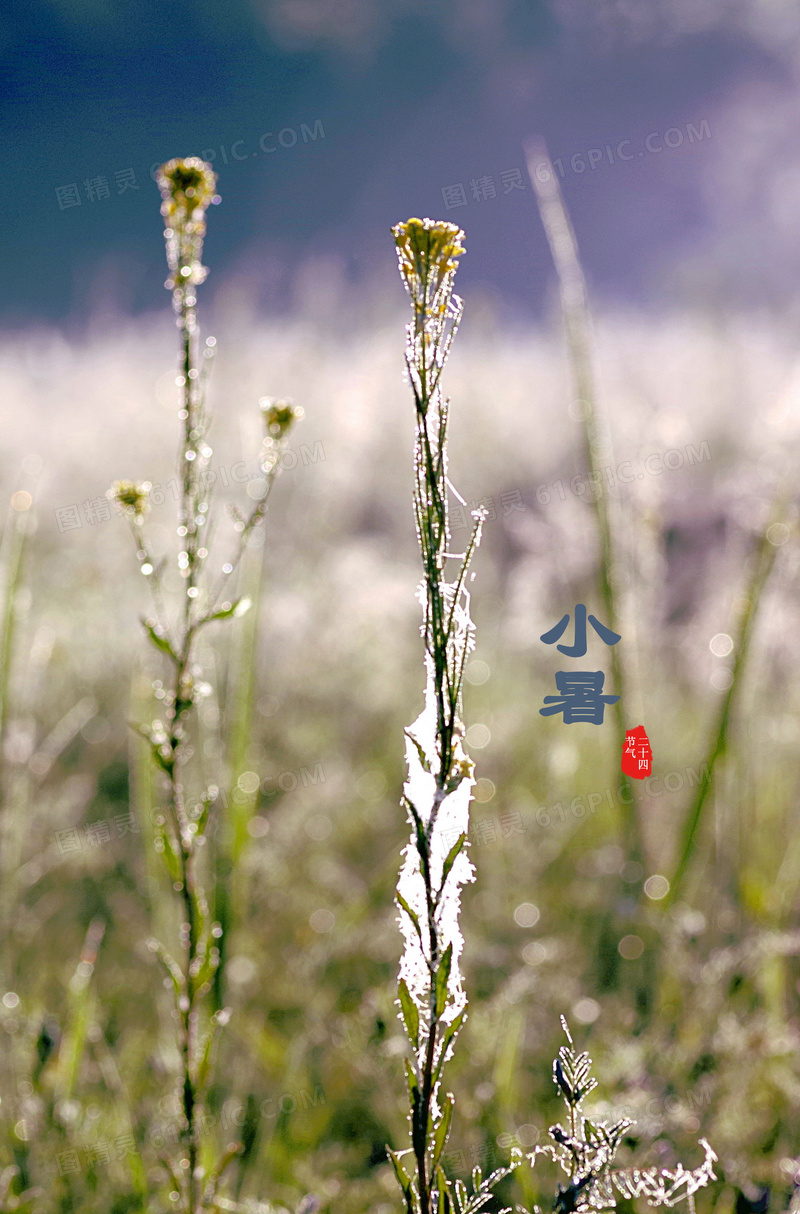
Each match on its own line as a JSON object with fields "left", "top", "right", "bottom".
{"left": 398, "top": 657, "right": 476, "bottom": 1027}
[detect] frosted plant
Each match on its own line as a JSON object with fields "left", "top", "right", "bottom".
{"left": 112, "top": 158, "right": 301, "bottom": 1214}
{"left": 388, "top": 218, "right": 520, "bottom": 1214}
{"left": 530, "top": 1020, "right": 717, "bottom": 1214}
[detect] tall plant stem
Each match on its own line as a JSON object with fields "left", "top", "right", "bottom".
{"left": 167, "top": 280, "right": 205, "bottom": 1214}
{"left": 389, "top": 218, "right": 492, "bottom": 1214}
{"left": 117, "top": 157, "right": 302, "bottom": 1214}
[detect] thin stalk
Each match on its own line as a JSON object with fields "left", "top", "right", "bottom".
{"left": 0, "top": 497, "right": 28, "bottom": 795}
{"left": 213, "top": 537, "right": 267, "bottom": 1013}
{"left": 526, "top": 141, "right": 643, "bottom": 871}
{"left": 0, "top": 497, "right": 28, "bottom": 991}
{"left": 160, "top": 275, "right": 207, "bottom": 1214}
{"left": 666, "top": 493, "right": 791, "bottom": 906}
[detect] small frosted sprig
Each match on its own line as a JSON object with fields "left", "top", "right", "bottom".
{"left": 529, "top": 1020, "right": 717, "bottom": 1214}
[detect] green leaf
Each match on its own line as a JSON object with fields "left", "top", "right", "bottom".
{"left": 407, "top": 805, "right": 430, "bottom": 887}
{"left": 140, "top": 618, "right": 178, "bottom": 663}
{"left": 435, "top": 942, "right": 453, "bottom": 1018}
{"left": 403, "top": 794, "right": 424, "bottom": 834}
{"left": 203, "top": 596, "right": 251, "bottom": 624}
{"left": 196, "top": 1024, "right": 217, "bottom": 1091}
{"left": 404, "top": 727, "right": 431, "bottom": 773}
{"left": 387, "top": 1148, "right": 415, "bottom": 1214}
{"left": 196, "top": 1011, "right": 230, "bottom": 1090}
{"left": 432, "top": 1092, "right": 454, "bottom": 1171}
{"left": 433, "top": 1008, "right": 465, "bottom": 1090}
{"left": 440, "top": 832, "right": 466, "bottom": 893}
{"left": 148, "top": 938, "right": 182, "bottom": 997}
{"left": 154, "top": 820, "right": 180, "bottom": 882}
{"left": 405, "top": 1057, "right": 419, "bottom": 1106}
{"left": 398, "top": 978, "right": 419, "bottom": 1048}
{"left": 130, "top": 720, "right": 175, "bottom": 776}
{"left": 396, "top": 890, "right": 421, "bottom": 935}
{"left": 148, "top": 739, "right": 174, "bottom": 777}
{"left": 443, "top": 1008, "right": 466, "bottom": 1048}
{"left": 436, "top": 1167, "right": 452, "bottom": 1213}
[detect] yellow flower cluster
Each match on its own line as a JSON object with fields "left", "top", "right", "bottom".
{"left": 156, "top": 157, "right": 217, "bottom": 220}
{"left": 392, "top": 217, "right": 466, "bottom": 300}
{"left": 108, "top": 480, "right": 150, "bottom": 518}
{"left": 156, "top": 157, "right": 217, "bottom": 290}
{"left": 260, "top": 398, "right": 304, "bottom": 439}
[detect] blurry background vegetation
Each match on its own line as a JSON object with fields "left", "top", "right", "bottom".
{"left": 0, "top": 283, "right": 798, "bottom": 1211}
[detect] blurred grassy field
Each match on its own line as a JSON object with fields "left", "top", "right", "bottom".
{"left": 0, "top": 291, "right": 799, "bottom": 1213}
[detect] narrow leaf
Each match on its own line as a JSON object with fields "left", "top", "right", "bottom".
{"left": 398, "top": 978, "right": 419, "bottom": 1048}
{"left": 439, "top": 832, "right": 466, "bottom": 895}
{"left": 435, "top": 942, "right": 453, "bottom": 1018}
{"left": 432, "top": 1092, "right": 454, "bottom": 1171}
{"left": 436, "top": 1166, "right": 452, "bottom": 1213}
{"left": 148, "top": 938, "right": 182, "bottom": 997}
{"left": 203, "top": 596, "right": 251, "bottom": 624}
{"left": 405, "top": 1057, "right": 419, "bottom": 1106}
{"left": 387, "top": 1147, "right": 415, "bottom": 1213}
{"left": 433, "top": 1008, "right": 466, "bottom": 1091}
{"left": 396, "top": 890, "right": 421, "bottom": 934}
{"left": 404, "top": 727, "right": 431, "bottom": 773}
{"left": 140, "top": 618, "right": 178, "bottom": 663}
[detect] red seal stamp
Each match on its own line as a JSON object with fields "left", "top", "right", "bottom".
{"left": 622, "top": 726, "right": 652, "bottom": 779}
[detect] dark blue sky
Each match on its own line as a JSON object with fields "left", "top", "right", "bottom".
{"left": 1, "top": 0, "right": 788, "bottom": 325}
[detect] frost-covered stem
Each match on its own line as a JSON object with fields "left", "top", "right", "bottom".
{"left": 416, "top": 820, "right": 438, "bottom": 1214}
{"left": 416, "top": 411, "right": 453, "bottom": 810}
{"left": 411, "top": 403, "right": 466, "bottom": 1212}
{"left": 391, "top": 219, "right": 480, "bottom": 1214}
